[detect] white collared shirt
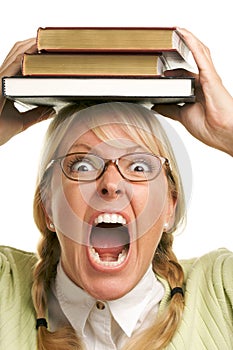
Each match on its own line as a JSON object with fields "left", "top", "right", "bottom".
{"left": 48, "top": 262, "right": 165, "bottom": 350}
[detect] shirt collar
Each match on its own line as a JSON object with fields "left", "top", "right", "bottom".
{"left": 107, "top": 267, "right": 164, "bottom": 336}
{"left": 55, "top": 262, "right": 96, "bottom": 334}
{"left": 54, "top": 261, "right": 164, "bottom": 338}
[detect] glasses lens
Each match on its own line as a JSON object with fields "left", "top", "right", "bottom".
{"left": 61, "top": 153, "right": 104, "bottom": 181}
{"left": 119, "top": 153, "right": 162, "bottom": 181}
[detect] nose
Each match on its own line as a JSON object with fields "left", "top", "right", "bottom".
{"left": 97, "top": 162, "right": 125, "bottom": 199}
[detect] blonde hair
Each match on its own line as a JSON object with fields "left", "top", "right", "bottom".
{"left": 32, "top": 102, "right": 186, "bottom": 349}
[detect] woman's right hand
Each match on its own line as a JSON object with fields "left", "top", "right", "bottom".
{"left": 0, "top": 38, "right": 54, "bottom": 145}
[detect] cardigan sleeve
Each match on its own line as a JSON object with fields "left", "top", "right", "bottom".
{"left": 171, "top": 248, "right": 233, "bottom": 350}
{"left": 0, "top": 246, "right": 38, "bottom": 349}
{"left": 212, "top": 248, "right": 233, "bottom": 327}
{"left": 183, "top": 248, "right": 233, "bottom": 324}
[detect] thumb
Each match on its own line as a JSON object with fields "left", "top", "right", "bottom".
{"left": 21, "top": 106, "right": 55, "bottom": 131}
{"left": 152, "top": 104, "right": 182, "bottom": 122}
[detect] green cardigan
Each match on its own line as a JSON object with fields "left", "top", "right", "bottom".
{"left": 0, "top": 246, "right": 232, "bottom": 349}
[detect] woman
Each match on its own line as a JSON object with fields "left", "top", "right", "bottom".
{"left": 0, "top": 29, "right": 232, "bottom": 350}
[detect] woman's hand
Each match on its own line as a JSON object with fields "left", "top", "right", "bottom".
{"left": 153, "top": 28, "right": 233, "bottom": 156}
{"left": 0, "top": 38, "right": 54, "bottom": 145}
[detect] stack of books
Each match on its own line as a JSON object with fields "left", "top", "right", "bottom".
{"left": 2, "top": 27, "right": 196, "bottom": 107}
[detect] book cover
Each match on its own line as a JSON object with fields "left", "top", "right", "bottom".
{"left": 2, "top": 76, "right": 195, "bottom": 107}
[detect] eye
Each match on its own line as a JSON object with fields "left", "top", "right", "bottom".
{"left": 66, "top": 156, "right": 98, "bottom": 174}
{"left": 71, "top": 160, "right": 95, "bottom": 172}
{"left": 129, "top": 160, "right": 152, "bottom": 173}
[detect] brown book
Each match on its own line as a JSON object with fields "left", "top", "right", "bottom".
{"left": 36, "top": 27, "right": 190, "bottom": 59}
{"left": 22, "top": 53, "right": 164, "bottom": 76}
{"left": 22, "top": 52, "right": 195, "bottom": 77}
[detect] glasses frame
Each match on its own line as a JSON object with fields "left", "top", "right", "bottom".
{"left": 48, "top": 152, "right": 171, "bottom": 183}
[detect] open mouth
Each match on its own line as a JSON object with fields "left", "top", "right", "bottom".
{"left": 88, "top": 213, "right": 130, "bottom": 268}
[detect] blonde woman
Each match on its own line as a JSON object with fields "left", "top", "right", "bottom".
{"left": 0, "top": 29, "right": 233, "bottom": 350}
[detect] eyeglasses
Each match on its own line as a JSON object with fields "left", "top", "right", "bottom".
{"left": 48, "top": 152, "right": 170, "bottom": 183}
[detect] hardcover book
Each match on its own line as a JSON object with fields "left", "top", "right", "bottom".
{"left": 22, "top": 52, "right": 195, "bottom": 77}
{"left": 22, "top": 53, "right": 164, "bottom": 76}
{"left": 2, "top": 76, "right": 195, "bottom": 107}
{"left": 36, "top": 27, "right": 190, "bottom": 59}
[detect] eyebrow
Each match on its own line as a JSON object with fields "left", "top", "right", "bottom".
{"left": 69, "top": 143, "right": 92, "bottom": 152}
{"left": 68, "top": 143, "right": 149, "bottom": 154}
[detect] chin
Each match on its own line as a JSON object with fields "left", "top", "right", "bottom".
{"left": 84, "top": 276, "right": 135, "bottom": 301}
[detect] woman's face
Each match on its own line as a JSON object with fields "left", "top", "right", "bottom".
{"left": 47, "top": 123, "right": 175, "bottom": 300}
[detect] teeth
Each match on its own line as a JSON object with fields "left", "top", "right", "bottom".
{"left": 94, "top": 213, "right": 127, "bottom": 226}
{"left": 89, "top": 247, "right": 128, "bottom": 267}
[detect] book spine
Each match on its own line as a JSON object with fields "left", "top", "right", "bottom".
{"left": 1, "top": 77, "right": 6, "bottom": 96}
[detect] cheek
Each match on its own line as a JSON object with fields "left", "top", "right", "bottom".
{"left": 141, "top": 223, "right": 164, "bottom": 260}
{"left": 130, "top": 173, "right": 168, "bottom": 241}
{"left": 131, "top": 219, "right": 164, "bottom": 279}
{"left": 62, "top": 181, "right": 87, "bottom": 214}
{"left": 50, "top": 177, "right": 91, "bottom": 245}
{"left": 57, "top": 234, "right": 85, "bottom": 286}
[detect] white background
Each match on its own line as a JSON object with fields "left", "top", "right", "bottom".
{"left": 0, "top": 0, "right": 232, "bottom": 259}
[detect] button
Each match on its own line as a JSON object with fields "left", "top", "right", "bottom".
{"left": 96, "top": 301, "right": 105, "bottom": 310}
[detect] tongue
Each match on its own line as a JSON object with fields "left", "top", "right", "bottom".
{"left": 90, "top": 225, "right": 129, "bottom": 259}
{"left": 96, "top": 248, "right": 123, "bottom": 261}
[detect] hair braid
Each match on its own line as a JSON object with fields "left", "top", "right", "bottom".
{"left": 32, "top": 188, "right": 84, "bottom": 350}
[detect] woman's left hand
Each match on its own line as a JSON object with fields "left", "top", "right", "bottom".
{"left": 0, "top": 38, "right": 54, "bottom": 146}
{"left": 153, "top": 28, "right": 233, "bottom": 156}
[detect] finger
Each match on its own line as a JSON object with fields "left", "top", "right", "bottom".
{"left": 0, "top": 56, "right": 23, "bottom": 93}
{"left": 0, "top": 101, "right": 54, "bottom": 144}
{"left": 0, "top": 100, "right": 23, "bottom": 144}
{"left": 0, "top": 54, "right": 23, "bottom": 77}
{"left": 2, "top": 38, "right": 36, "bottom": 62}
{"left": 176, "top": 28, "right": 217, "bottom": 76}
{"left": 1, "top": 38, "right": 36, "bottom": 69}
{"left": 0, "top": 39, "right": 37, "bottom": 93}
{"left": 152, "top": 101, "right": 203, "bottom": 126}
